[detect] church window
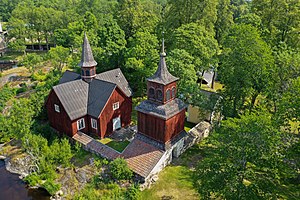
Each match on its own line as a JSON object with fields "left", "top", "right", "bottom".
{"left": 149, "top": 88, "right": 155, "bottom": 98}
{"left": 156, "top": 89, "right": 163, "bottom": 101}
{"left": 77, "top": 118, "right": 85, "bottom": 130}
{"left": 86, "top": 70, "right": 90, "bottom": 76}
{"left": 54, "top": 104, "right": 60, "bottom": 113}
{"left": 166, "top": 89, "right": 171, "bottom": 101}
{"left": 91, "top": 118, "right": 97, "bottom": 129}
{"left": 113, "top": 102, "right": 119, "bottom": 110}
{"left": 172, "top": 87, "right": 176, "bottom": 98}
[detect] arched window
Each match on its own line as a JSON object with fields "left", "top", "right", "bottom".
{"left": 166, "top": 89, "right": 171, "bottom": 101}
{"left": 91, "top": 69, "right": 94, "bottom": 75}
{"left": 86, "top": 70, "right": 90, "bottom": 76}
{"left": 149, "top": 88, "right": 155, "bottom": 98}
{"left": 172, "top": 87, "right": 176, "bottom": 98}
{"left": 81, "top": 70, "right": 84, "bottom": 76}
{"left": 156, "top": 89, "right": 163, "bottom": 101}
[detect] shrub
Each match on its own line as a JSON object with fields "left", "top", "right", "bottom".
{"left": 125, "top": 184, "right": 141, "bottom": 200}
{"left": 23, "top": 173, "right": 41, "bottom": 186}
{"left": 42, "top": 179, "right": 61, "bottom": 195}
{"left": 109, "top": 158, "right": 133, "bottom": 181}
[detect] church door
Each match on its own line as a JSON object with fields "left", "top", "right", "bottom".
{"left": 113, "top": 117, "right": 121, "bottom": 131}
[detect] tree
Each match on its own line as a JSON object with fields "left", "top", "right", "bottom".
{"left": 116, "top": 0, "right": 160, "bottom": 39}
{"left": 195, "top": 112, "right": 297, "bottom": 199}
{"left": 124, "top": 30, "right": 159, "bottom": 95}
{"left": 215, "top": 0, "right": 233, "bottom": 44}
{"left": 167, "top": 49, "right": 197, "bottom": 95}
{"left": 172, "top": 22, "right": 218, "bottom": 72}
{"left": 276, "top": 77, "right": 300, "bottom": 129}
{"left": 219, "top": 24, "right": 274, "bottom": 117}
{"left": 252, "top": 0, "right": 300, "bottom": 48}
{"left": 166, "top": 0, "right": 218, "bottom": 33}
{"left": 97, "top": 16, "right": 126, "bottom": 71}
{"left": 47, "top": 46, "right": 70, "bottom": 70}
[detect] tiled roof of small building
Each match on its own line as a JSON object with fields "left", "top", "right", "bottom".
{"left": 147, "top": 39, "right": 179, "bottom": 85}
{"left": 122, "top": 137, "right": 164, "bottom": 178}
{"left": 78, "top": 32, "right": 97, "bottom": 68}
{"left": 135, "top": 98, "right": 187, "bottom": 120}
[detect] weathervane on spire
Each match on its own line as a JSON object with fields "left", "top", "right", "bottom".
{"left": 161, "top": 31, "right": 166, "bottom": 57}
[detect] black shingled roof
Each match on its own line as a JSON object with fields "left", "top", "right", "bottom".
{"left": 87, "top": 79, "right": 116, "bottom": 118}
{"left": 78, "top": 32, "right": 97, "bottom": 68}
{"left": 147, "top": 39, "right": 179, "bottom": 85}
{"left": 135, "top": 98, "right": 186, "bottom": 120}
{"left": 53, "top": 68, "right": 131, "bottom": 120}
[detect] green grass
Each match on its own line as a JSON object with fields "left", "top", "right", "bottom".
{"left": 184, "top": 121, "right": 196, "bottom": 132}
{"left": 201, "top": 81, "right": 224, "bottom": 92}
{"left": 99, "top": 138, "right": 130, "bottom": 153}
{"left": 140, "top": 166, "right": 199, "bottom": 200}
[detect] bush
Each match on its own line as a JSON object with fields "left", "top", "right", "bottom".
{"left": 110, "top": 158, "right": 133, "bottom": 181}
{"left": 42, "top": 179, "right": 61, "bottom": 195}
{"left": 24, "top": 173, "right": 41, "bottom": 186}
{"left": 125, "top": 184, "right": 141, "bottom": 200}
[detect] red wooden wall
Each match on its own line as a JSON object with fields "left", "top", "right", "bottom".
{"left": 99, "top": 87, "right": 132, "bottom": 138}
{"left": 137, "top": 109, "right": 185, "bottom": 143}
{"left": 46, "top": 87, "right": 132, "bottom": 138}
{"left": 147, "top": 81, "right": 177, "bottom": 104}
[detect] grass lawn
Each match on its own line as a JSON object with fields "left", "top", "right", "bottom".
{"left": 99, "top": 138, "right": 130, "bottom": 153}
{"left": 201, "top": 81, "right": 224, "bottom": 92}
{"left": 185, "top": 121, "right": 196, "bottom": 132}
{"left": 141, "top": 144, "right": 202, "bottom": 200}
{"left": 140, "top": 166, "right": 199, "bottom": 200}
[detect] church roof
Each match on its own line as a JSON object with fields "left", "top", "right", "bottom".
{"left": 147, "top": 39, "right": 179, "bottom": 85}
{"left": 135, "top": 98, "right": 186, "bottom": 120}
{"left": 54, "top": 68, "right": 132, "bottom": 120}
{"left": 78, "top": 32, "right": 97, "bottom": 68}
{"left": 96, "top": 68, "right": 132, "bottom": 97}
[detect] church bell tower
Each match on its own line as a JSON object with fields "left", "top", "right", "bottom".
{"left": 136, "top": 39, "right": 186, "bottom": 145}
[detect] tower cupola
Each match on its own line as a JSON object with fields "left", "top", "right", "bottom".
{"left": 78, "top": 32, "right": 97, "bottom": 82}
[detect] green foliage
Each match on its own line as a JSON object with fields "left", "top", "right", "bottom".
{"left": 125, "top": 184, "right": 141, "bottom": 200}
{"left": 0, "top": 85, "right": 16, "bottom": 112}
{"left": 47, "top": 46, "right": 70, "bottom": 70}
{"left": 125, "top": 30, "right": 159, "bottom": 96}
{"left": 42, "top": 179, "right": 61, "bottom": 195}
{"left": 172, "top": 22, "right": 218, "bottom": 70}
{"left": 220, "top": 24, "right": 274, "bottom": 117}
{"left": 195, "top": 112, "right": 297, "bottom": 199}
{"left": 110, "top": 158, "right": 133, "bottom": 181}
{"left": 24, "top": 173, "right": 41, "bottom": 186}
{"left": 21, "top": 53, "right": 43, "bottom": 72}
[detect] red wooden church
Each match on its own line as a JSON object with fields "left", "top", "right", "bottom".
{"left": 136, "top": 40, "right": 186, "bottom": 144}
{"left": 46, "top": 33, "right": 132, "bottom": 138}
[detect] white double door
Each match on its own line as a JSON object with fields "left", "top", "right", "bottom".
{"left": 113, "top": 116, "right": 121, "bottom": 131}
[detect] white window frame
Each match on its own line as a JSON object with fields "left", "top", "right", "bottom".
{"left": 91, "top": 118, "right": 97, "bottom": 129}
{"left": 113, "top": 102, "right": 119, "bottom": 110}
{"left": 77, "top": 118, "right": 85, "bottom": 130}
{"left": 54, "top": 104, "right": 60, "bottom": 113}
